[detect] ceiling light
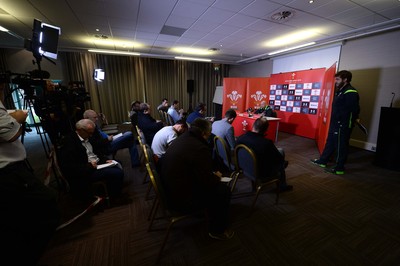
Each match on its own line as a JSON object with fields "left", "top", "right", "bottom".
{"left": 172, "top": 47, "right": 213, "bottom": 55}
{"left": 268, "top": 42, "right": 316, "bottom": 55}
{"left": 88, "top": 49, "right": 140, "bottom": 56}
{"left": 309, "top": 0, "right": 314, "bottom": 3}
{"left": 174, "top": 56, "right": 212, "bottom": 62}
{"left": 265, "top": 29, "right": 320, "bottom": 47}
{"left": 0, "top": 26, "right": 9, "bottom": 32}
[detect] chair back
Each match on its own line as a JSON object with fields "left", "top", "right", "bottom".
{"left": 164, "top": 112, "right": 174, "bottom": 126}
{"left": 214, "top": 135, "right": 234, "bottom": 171}
{"left": 143, "top": 144, "right": 156, "bottom": 167}
{"left": 145, "top": 163, "right": 169, "bottom": 209}
{"left": 136, "top": 126, "right": 147, "bottom": 145}
{"left": 234, "top": 144, "right": 258, "bottom": 182}
{"left": 158, "top": 110, "right": 166, "bottom": 122}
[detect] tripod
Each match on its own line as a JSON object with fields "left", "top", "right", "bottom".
{"left": 22, "top": 95, "right": 51, "bottom": 158}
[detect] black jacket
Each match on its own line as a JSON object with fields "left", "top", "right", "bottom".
{"left": 331, "top": 83, "right": 360, "bottom": 130}
{"left": 158, "top": 128, "right": 220, "bottom": 210}
{"left": 137, "top": 112, "right": 164, "bottom": 145}
{"left": 236, "top": 131, "right": 283, "bottom": 180}
{"left": 58, "top": 132, "right": 108, "bottom": 183}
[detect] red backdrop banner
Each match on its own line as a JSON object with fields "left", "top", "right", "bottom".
{"left": 222, "top": 78, "right": 247, "bottom": 115}
{"left": 269, "top": 68, "right": 326, "bottom": 139}
{"left": 245, "top": 77, "right": 270, "bottom": 111}
{"left": 316, "top": 63, "right": 337, "bottom": 153}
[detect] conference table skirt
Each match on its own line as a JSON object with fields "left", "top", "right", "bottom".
{"left": 232, "top": 113, "right": 280, "bottom": 142}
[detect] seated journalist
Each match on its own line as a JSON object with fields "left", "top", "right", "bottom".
{"left": 158, "top": 118, "right": 234, "bottom": 240}
{"left": 59, "top": 119, "right": 125, "bottom": 200}
{"left": 83, "top": 109, "right": 140, "bottom": 167}
{"left": 151, "top": 119, "right": 187, "bottom": 159}
{"left": 137, "top": 102, "right": 164, "bottom": 145}
{"left": 236, "top": 117, "right": 293, "bottom": 192}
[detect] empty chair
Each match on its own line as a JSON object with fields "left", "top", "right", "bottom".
{"left": 233, "top": 144, "right": 280, "bottom": 213}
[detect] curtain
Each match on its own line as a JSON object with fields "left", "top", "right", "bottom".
{"left": 60, "top": 51, "right": 229, "bottom": 123}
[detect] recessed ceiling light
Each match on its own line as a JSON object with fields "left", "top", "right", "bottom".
{"left": 96, "top": 28, "right": 100, "bottom": 32}
{"left": 172, "top": 47, "right": 213, "bottom": 55}
{"left": 88, "top": 49, "right": 140, "bottom": 56}
{"left": 175, "top": 56, "right": 212, "bottom": 62}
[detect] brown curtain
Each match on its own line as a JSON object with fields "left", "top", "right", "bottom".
{"left": 60, "top": 51, "right": 229, "bottom": 123}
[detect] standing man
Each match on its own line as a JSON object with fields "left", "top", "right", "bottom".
{"left": 311, "top": 70, "right": 360, "bottom": 175}
{"left": 167, "top": 100, "right": 184, "bottom": 124}
{"left": 212, "top": 109, "right": 237, "bottom": 151}
{"left": 0, "top": 85, "right": 60, "bottom": 265}
{"left": 159, "top": 118, "right": 233, "bottom": 240}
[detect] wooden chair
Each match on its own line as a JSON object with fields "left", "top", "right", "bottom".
{"left": 145, "top": 163, "right": 194, "bottom": 264}
{"left": 233, "top": 144, "right": 280, "bottom": 213}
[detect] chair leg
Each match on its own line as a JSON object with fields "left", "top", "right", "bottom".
{"left": 147, "top": 195, "right": 158, "bottom": 221}
{"left": 142, "top": 172, "right": 148, "bottom": 184}
{"left": 250, "top": 185, "right": 262, "bottom": 214}
{"left": 148, "top": 199, "right": 160, "bottom": 232}
{"left": 230, "top": 172, "right": 240, "bottom": 193}
{"left": 145, "top": 179, "right": 153, "bottom": 200}
{"left": 92, "top": 181, "right": 110, "bottom": 207}
{"left": 155, "top": 216, "right": 187, "bottom": 264}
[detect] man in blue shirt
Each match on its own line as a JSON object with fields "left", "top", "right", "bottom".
{"left": 84, "top": 109, "right": 140, "bottom": 167}
{"left": 167, "top": 100, "right": 184, "bottom": 124}
{"left": 211, "top": 109, "right": 237, "bottom": 151}
{"left": 187, "top": 102, "right": 213, "bottom": 124}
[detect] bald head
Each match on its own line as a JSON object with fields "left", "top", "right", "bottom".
{"left": 83, "top": 109, "right": 98, "bottom": 123}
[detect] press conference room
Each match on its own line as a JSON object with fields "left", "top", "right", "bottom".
{"left": 1, "top": 0, "right": 400, "bottom": 265}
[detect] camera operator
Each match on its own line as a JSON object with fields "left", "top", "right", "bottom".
{"left": 0, "top": 82, "right": 60, "bottom": 265}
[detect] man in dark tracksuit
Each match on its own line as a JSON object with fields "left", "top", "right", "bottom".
{"left": 312, "top": 70, "right": 360, "bottom": 175}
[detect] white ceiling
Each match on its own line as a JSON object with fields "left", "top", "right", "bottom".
{"left": 0, "top": 0, "right": 399, "bottom": 64}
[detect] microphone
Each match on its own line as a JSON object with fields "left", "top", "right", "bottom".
{"left": 390, "top": 92, "right": 395, "bottom": 108}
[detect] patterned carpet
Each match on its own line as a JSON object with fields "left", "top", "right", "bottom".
{"left": 22, "top": 129, "right": 400, "bottom": 266}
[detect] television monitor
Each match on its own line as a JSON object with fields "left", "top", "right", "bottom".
{"left": 32, "top": 19, "right": 61, "bottom": 60}
{"left": 94, "top": 69, "right": 105, "bottom": 82}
